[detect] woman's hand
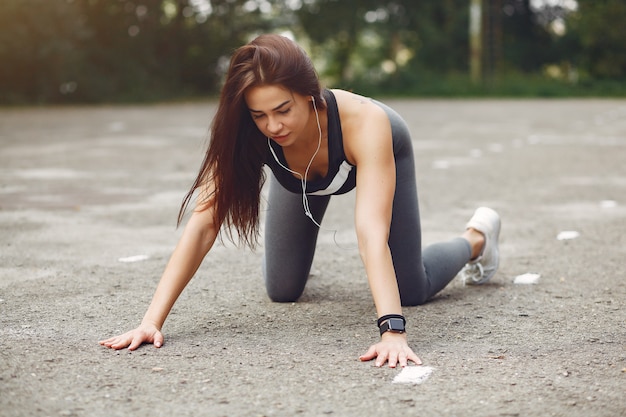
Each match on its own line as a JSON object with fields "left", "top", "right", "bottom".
{"left": 359, "top": 332, "right": 422, "bottom": 368}
{"left": 99, "top": 322, "right": 164, "bottom": 351}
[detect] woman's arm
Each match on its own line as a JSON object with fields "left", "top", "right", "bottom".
{"left": 351, "top": 109, "right": 399, "bottom": 320}
{"left": 99, "top": 189, "right": 219, "bottom": 350}
{"left": 338, "top": 92, "right": 421, "bottom": 367}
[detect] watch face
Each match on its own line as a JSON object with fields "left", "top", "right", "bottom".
{"left": 388, "top": 318, "right": 405, "bottom": 332}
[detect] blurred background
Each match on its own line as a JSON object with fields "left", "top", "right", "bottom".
{"left": 0, "top": 0, "right": 624, "bottom": 104}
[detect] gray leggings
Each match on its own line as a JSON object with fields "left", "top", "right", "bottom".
{"left": 263, "top": 102, "right": 472, "bottom": 306}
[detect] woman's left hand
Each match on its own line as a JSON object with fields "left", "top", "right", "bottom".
{"left": 359, "top": 332, "right": 422, "bottom": 368}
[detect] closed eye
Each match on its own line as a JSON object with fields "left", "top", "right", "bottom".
{"left": 251, "top": 108, "right": 290, "bottom": 120}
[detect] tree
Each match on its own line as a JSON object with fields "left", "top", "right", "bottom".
{"left": 0, "top": 0, "right": 90, "bottom": 102}
{"left": 296, "top": 0, "right": 380, "bottom": 85}
{"left": 566, "top": 0, "right": 626, "bottom": 79}
{"left": 294, "top": 0, "right": 472, "bottom": 90}
{"left": 500, "top": 0, "right": 553, "bottom": 73}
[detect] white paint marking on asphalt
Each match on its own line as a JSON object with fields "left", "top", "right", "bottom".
{"left": 392, "top": 366, "right": 434, "bottom": 385}
{"left": 600, "top": 200, "right": 617, "bottom": 209}
{"left": 118, "top": 254, "right": 150, "bottom": 263}
{"left": 556, "top": 231, "right": 580, "bottom": 241}
{"left": 514, "top": 273, "right": 541, "bottom": 285}
{"left": 12, "top": 168, "right": 91, "bottom": 180}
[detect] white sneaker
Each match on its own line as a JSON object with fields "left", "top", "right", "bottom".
{"left": 460, "top": 207, "right": 501, "bottom": 285}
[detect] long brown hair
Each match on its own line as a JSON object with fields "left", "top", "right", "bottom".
{"left": 178, "top": 34, "right": 326, "bottom": 248}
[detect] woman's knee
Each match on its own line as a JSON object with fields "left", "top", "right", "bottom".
{"left": 400, "top": 291, "right": 430, "bottom": 307}
{"left": 265, "top": 278, "right": 306, "bottom": 302}
{"left": 263, "top": 263, "right": 308, "bottom": 302}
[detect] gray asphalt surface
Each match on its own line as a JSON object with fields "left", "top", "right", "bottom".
{"left": 1, "top": 99, "right": 625, "bottom": 417}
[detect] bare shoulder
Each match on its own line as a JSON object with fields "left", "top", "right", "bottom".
{"left": 331, "top": 89, "right": 385, "bottom": 118}
{"left": 330, "top": 89, "right": 391, "bottom": 162}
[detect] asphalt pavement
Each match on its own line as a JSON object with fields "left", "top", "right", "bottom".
{"left": 1, "top": 98, "right": 625, "bottom": 417}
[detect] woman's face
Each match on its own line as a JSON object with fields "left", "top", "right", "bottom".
{"left": 244, "top": 84, "right": 312, "bottom": 147}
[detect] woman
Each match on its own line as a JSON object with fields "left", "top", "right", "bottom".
{"left": 100, "top": 34, "right": 501, "bottom": 368}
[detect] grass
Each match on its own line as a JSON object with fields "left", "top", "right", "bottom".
{"left": 1, "top": 74, "right": 625, "bottom": 106}
{"left": 347, "top": 73, "right": 626, "bottom": 99}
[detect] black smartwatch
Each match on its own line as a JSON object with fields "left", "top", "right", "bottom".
{"left": 379, "top": 317, "right": 406, "bottom": 336}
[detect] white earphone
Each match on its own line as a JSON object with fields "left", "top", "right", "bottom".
{"left": 268, "top": 93, "right": 322, "bottom": 225}
{"left": 267, "top": 92, "right": 355, "bottom": 249}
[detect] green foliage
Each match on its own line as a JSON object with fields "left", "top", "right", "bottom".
{"left": 0, "top": 0, "right": 267, "bottom": 103}
{"left": 501, "top": 0, "right": 554, "bottom": 73}
{"left": 0, "top": 0, "right": 87, "bottom": 102}
{"left": 566, "top": 0, "right": 626, "bottom": 79}
{"left": 0, "top": 0, "right": 624, "bottom": 104}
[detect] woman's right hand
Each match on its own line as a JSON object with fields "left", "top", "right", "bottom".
{"left": 99, "top": 322, "right": 164, "bottom": 351}
{"left": 99, "top": 186, "right": 218, "bottom": 353}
